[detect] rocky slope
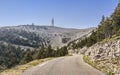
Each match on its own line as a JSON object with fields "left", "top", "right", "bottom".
{"left": 82, "top": 36, "right": 120, "bottom": 75}
{"left": 0, "top": 25, "right": 95, "bottom": 72}
{"left": 0, "top": 25, "right": 95, "bottom": 48}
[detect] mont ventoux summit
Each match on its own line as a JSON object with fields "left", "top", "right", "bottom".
{"left": 0, "top": 1, "right": 120, "bottom": 75}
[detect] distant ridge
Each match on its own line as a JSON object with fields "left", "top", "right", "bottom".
{"left": 0, "top": 25, "right": 95, "bottom": 48}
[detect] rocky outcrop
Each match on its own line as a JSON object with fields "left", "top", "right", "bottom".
{"left": 0, "top": 25, "right": 95, "bottom": 48}
{"left": 83, "top": 37, "right": 120, "bottom": 75}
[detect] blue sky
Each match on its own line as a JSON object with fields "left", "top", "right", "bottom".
{"left": 0, "top": 0, "right": 118, "bottom": 29}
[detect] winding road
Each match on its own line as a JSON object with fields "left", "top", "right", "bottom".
{"left": 22, "top": 55, "right": 105, "bottom": 75}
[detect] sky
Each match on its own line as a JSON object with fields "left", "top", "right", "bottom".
{"left": 0, "top": 0, "right": 118, "bottom": 29}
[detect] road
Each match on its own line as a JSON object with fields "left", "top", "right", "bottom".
{"left": 22, "top": 55, "right": 105, "bottom": 75}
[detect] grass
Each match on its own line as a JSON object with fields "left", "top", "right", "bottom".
{"left": 99, "top": 35, "right": 120, "bottom": 44}
{"left": 99, "top": 35, "right": 117, "bottom": 44}
{"left": 83, "top": 55, "right": 115, "bottom": 75}
{"left": 0, "top": 58, "right": 53, "bottom": 75}
{"left": 83, "top": 55, "right": 100, "bottom": 70}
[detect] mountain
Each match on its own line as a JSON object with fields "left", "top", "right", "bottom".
{"left": 0, "top": 25, "right": 95, "bottom": 49}
{"left": 68, "top": 3, "right": 120, "bottom": 75}
{"left": 83, "top": 36, "right": 120, "bottom": 75}
{"left": 0, "top": 25, "right": 95, "bottom": 72}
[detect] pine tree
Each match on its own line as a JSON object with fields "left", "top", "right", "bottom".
{"left": 112, "top": 3, "right": 120, "bottom": 34}
{"left": 20, "top": 51, "right": 33, "bottom": 64}
{"left": 46, "top": 45, "right": 54, "bottom": 57}
{"left": 100, "top": 15, "right": 105, "bottom": 24}
{"left": 34, "top": 45, "right": 45, "bottom": 59}
{"left": 104, "top": 18, "right": 112, "bottom": 38}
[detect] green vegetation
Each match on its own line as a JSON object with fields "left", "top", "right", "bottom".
{"left": 83, "top": 55, "right": 115, "bottom": 75}
{"left": 0, "top": 30, "right": 42, "bottom": 48}
{"left": 74, "top": 3, "right": 120, "bottom": 75}
{"left": 20, "top": 50, "right": 33, "bottom": 64}
{"left": 20, "top": 45, "right": 68, "bottom": 65}
{"left": 68, "top": 3, "right": 120, "bottom": 49}
{"left": 1, "top": 1, "right": 120, "bottom": 75}
{"left": 0, "top": 58, "right": 53, "bottom": 75}
{"left": 0, "top": 43, "right": 24, "bottom": 72}
{"left": 0, "top": 43, "right": 68, "bottom": 72}
{"left": 83, "top": 55, "right": 98, "bottom": 69}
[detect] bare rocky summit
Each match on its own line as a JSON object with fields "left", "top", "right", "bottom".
{"left": 0, "top": 25, "right": 95, "bottom": 48}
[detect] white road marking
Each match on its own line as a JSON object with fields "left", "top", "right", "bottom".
{"left": 38, "top": 62, "right": 48, "bottom": 67}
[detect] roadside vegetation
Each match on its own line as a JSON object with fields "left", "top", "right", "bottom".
{"left": 0, "top": 58, "right": 52, "bottom": 75}
{"left": 68, "top": 3, "right": 120, "bottom": 50}
{"left": 0, "top": 43, "right": 68, "bottom": 73}
{"left": 83, "top": 55, "right": 116, "bottom": 75}
{"left": 68, "top": 2, "right": 120, "bottom": 75}
{"left": 1, "top": 1, "right": 120, "bottom": 75}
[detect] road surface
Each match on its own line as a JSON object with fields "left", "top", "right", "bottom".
{"left": 22, "top": 55, "right": 105, "bottom": 75}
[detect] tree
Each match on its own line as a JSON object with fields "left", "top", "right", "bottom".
{"left": 112, "top": 3, "right": 120, "bottom": 34}
{"left": 101, "top": 18, "right": 112, "bottom": 38}
{"left": 55, "top": 47, "right": 60, "bottom": 57}
{"left": 59, "top": 46, "right": 68, "bottom": 56}
{"left": 34, "top": 45, "right": 45, "bottom": 59}
{"left": 100, "top": 15, "right": 105, "bottom": 24}
{"left": 46, "top": 45, "right": 54, "bottom": 57}
{"left": 20, "top": 50, "right": 33, "bottom": 64}
{"left": 117, "top": 28, "right": 120, "bottom": 36}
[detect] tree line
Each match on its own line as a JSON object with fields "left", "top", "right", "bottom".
{"left": 20, "top": 45, "right": 68, "bottom": 64}
{"left": 0, "top": 43, "right": 68, "bottom": 72}
{"left": 69, "top": 3, "right": 120, "bottom": 49}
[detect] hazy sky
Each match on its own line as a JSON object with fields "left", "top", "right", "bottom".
{"left": 0, "top": 0, "right": 118, "bottom": 28}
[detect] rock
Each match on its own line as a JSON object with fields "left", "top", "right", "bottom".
{"left": 83, "top": 36, "right": 120, "bottom": 74}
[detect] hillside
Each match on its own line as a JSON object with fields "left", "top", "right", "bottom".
{"left": 68, "top": 2, "right": 120, "bottom": 75}
{"left": 0, "top": 25, "right": 95, "bottom": 72}
{"left": 0, "top": 25, "right": 95, "bottom": 48}
{"left": 82, "top": 36, "right": 120, "bottom": 75}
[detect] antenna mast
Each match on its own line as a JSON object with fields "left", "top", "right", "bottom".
{"left": 51, "top": 18, "right": 54, "bottom": 27}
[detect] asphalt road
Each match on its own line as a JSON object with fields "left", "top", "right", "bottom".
{"left": 22, "top": 55, "right": 105, "bottom": 75}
